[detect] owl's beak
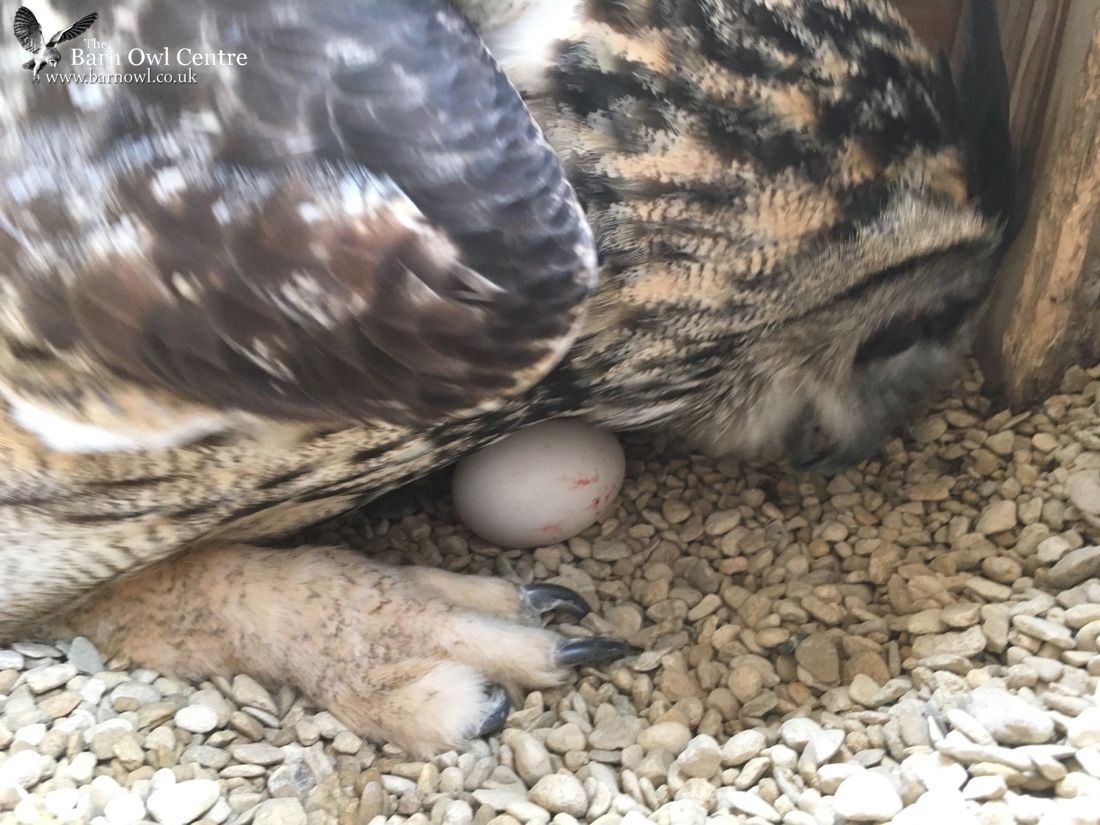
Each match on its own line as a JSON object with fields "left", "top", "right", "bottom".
{"left": 782, "top": 405, "right": 881, "bottom": 477}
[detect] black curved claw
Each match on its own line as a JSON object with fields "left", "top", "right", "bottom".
{"left": 555, "top": 637, "right": 640, "bottom": 667}
{"left": 520, "top": 583, "right": 591, "bottom": 620}
{"left": 476, "top": 686, "right": 512, "bottom": 737}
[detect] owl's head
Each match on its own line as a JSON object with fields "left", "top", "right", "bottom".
{"left": 550, "top": 0, "right": 1013, "bottom": 474}
{"left": 694, "top": 189, "right": 1007, "bottom": 474}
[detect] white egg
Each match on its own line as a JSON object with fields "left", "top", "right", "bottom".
{"left": 452, "top": 419, "right": 625, "bottom": 548}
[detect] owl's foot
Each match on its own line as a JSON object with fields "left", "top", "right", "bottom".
{"left": 63, "top": 545, "right": 635, "bottom": 756}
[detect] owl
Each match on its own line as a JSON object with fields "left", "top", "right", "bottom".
{"left": 0, "top": 0, "right": 1011, "bottom": 755}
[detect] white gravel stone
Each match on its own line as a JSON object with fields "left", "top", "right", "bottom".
{"left": 12, "top": 797, "right": 39, "bottom": 825}
{"left": 1076, "top": 746, "right": 1100, "bottom": 778}
{"left": 911, "top": 627, "right": 986, "bottom": 659}
{"left": 253, "top": 798, "right": 307, "bottom": 825}
{"left": 546, "top": 723, "right": 587, "bottom": 753}
{"left": 1066, "top": 707, "right": 1100, "bottom": 747}
{"left": 902, "top": 752, "right": 968, "bottom": 792}
{"left": 676, "top": 735, "right": 722, "bottom": 778}
{"left": 505, "top": 730, "right": 552, "bottom": 785}
{"left": 588, "top": 714, "right": 643, "bottom": 750}
{"left": 91, "top": 775, "right": 124, "bottom": 806}
{"left": 67, "top": 751, "right": 97, "bottom": 784}
{"left": 442, "top": 799, "right": 474, "bottom": 825}
{"left": 658, "top": 799, "right": 707, "bottom": 825}
{"left": 718, "top": 789, "right": 780, "bottom": 822}
{"left": 893, "top": 789, "right": 979, "bottom": 825}
{"left": 67, "top": 637, "right": 105, "bottom": 674}
{"left": 23, "top": 663, "right": 76, "bottom": 693}
{"left": 802, "top": 728, "right": 844, "bottom": 766}
{"left": 145, "top": 779, "right": 220, "bottom": 825}
{"left": 817, "top": 763, "right": 863, "bottom": 794}
{"left": 528, "top": 773, "right": 588, "bottom": 817}
{"left": 1067, "top": 471, "right": 1100, "bottom": 515}
{"left": 1037, "top": 536, "right": 1073, "bottom": 564}
{"left": 966, "top": 686, "right": 1055, "bottom": 745}
{"left": 0, "top": 750, "right": 47, "bottom": 789}
{"left": 638, "top": 721, "right": 691, "bottom": 753}
{"left": 976, "top": 500, "right": 1017, "bottom": 534}
{"left": 720, "top": 730, "right": 766, "bottom": 766}
{"left": 847, "top": 673, "right": 881, "bottom": 707}
{"left": 231, "top": 675, "right": 279, "bottom": 715}
{"left": 43, "top": 787, "right": 80, "bottom": 818}
{"left": 833, "top": 771, "right": 903, "bottom": 822}
{"left": 471, "top": 787, "right": 523, "bottom": 812}
{"left": 778, "top": 717, "right": 821, "bottom": 750}
{"left": 174, "top": 704, "right": 220, "bottom": 734}
{"left": 150, "top": 768, "right": 176, "bottom": 790}
{"left": 11, "top": 642, "right": 58, "bottom": 658}
{"left": 104, "top": 793, "right": 147, "bottom": 825}
{"left": 15, "top": 723, "right": 45, "bottom": 747}
{"left": 0, "top": 650, "right": 24, "bottom": 670}
{"left": 1013, "top": 614, "right": 1074, "bottom": 646}
{"left": 962, "top": 775, "right": 1007, "bottom": 801}
{"left": 1047, "top": 545, "right": 1100, "bottom": 588}
{"left": 231, "top": 742, "right": 285, "bottom": 765}
{"left": 332, "top": 730, "right": 362, "bottom": 754}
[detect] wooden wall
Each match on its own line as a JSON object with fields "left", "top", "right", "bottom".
{"left": 893, "top": 1, "right": 1099, "bottom": 408}
{"left": 978, "top": 1, "right": 1099, "bottom": 407}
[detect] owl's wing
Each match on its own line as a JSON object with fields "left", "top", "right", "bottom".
{"left": 12, "top": 6, "right": 42, "bottom": 53}
{"left": 46, "top": 11, "right": 98, "bottom": 46}
{"left": 5, "top": 0, "right": 595, "bottom": 430}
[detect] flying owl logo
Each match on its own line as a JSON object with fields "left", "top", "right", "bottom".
{"left": 12, "top": 6, "right": 98, "bottom": 81}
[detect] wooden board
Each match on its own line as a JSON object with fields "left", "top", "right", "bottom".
{"left": 976, "top": 0, "right": 1100, "bottom": 406}
{"left": 991, "top": 1, "right": 1072, "bottom": 199}
{"left": 894, "top": 0, "right": 1099, "bottom": 406}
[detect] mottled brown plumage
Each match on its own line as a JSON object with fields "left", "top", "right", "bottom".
{"left": 0, "top": 0, "right": 1012, "bottom": 753}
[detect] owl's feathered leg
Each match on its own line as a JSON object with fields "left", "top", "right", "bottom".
{"left": 57, "top": 545, "right": 633, "bottom": 756}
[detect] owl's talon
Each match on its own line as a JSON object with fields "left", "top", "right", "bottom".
{"left": 476, "top": 686, "right": 512, "bottom": 737}
{"left": 555, "top": 636, "right": 639, "bottom": 667}
{"left": 70, "top": 547, "right": 642, "bottom": 756}
{"left": 520, "top": 583, "right": 591, "bottom": 620}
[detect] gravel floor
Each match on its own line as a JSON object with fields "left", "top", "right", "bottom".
{"left": 2, "top": 362, "right": 1100, "bottom": 825}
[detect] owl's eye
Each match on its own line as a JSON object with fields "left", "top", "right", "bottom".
{"left": 854, "top": 298, "right": 978, "bottom": 366}
{"left": 854, "top": 318, "right": 923, "bottom": 364}
{"left": 923, "top": 298, "right": 976, "bottom": 339}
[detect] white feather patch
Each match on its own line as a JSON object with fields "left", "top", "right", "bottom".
{"left": 6, "top": 396, "right": 228, "bottom": 453}
{"left": 460, "top": 0, "right": 584, "bottom": 93}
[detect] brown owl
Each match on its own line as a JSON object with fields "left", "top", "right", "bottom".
{"left": 0, "top": 0, "right": 1011, "bottom": 755}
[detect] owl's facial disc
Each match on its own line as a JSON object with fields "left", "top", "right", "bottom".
{"left": 780, "top": 296, "right": 982, "bottom": 475}
{"left": 670, "top": 311, "right": 979, "bottom": 475}
{"left": 678, "top": 239, "right": 999, "bottom": 475}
